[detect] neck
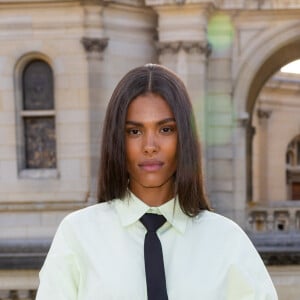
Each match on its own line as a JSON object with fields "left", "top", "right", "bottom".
{"left": 129, "top": 182, "right": 175, "bottom": 207}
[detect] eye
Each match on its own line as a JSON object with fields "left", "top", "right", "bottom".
{"left": 160, "top": 126, "right": 175, "bottom": 134}
{"left": 126, "top": 128, "right": 142, "bottom": 136}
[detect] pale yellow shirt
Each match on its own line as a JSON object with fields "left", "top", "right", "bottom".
{"left": 36, "top": 192, "right": 278, "bottom": 300}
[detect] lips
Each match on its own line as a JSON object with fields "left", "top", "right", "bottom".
{"left": 138, "top": 160, "right": 164, "bottom": 172}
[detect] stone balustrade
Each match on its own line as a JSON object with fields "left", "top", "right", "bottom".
{"left": 0, "top": 290, "right": 36, "bottom": 300}
{"left": 247, "top": 201, "right": 300, "bottom": 233}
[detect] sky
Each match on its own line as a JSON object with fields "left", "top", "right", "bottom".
{"left": 281, "top": 59, "right": 300, "bottom": 74}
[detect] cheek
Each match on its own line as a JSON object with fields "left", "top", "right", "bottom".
{"left": 167, "top": 137, "right": 178, "bottom": 159}
{"left": 125, "top": 140, "right": 138, "bottom": 163}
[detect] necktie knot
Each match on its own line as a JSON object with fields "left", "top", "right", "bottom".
{"left": 140, "top": 213, "right": 166, "bottom": 232}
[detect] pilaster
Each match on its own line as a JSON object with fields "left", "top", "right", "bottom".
{"left": 81, "top": 5, "right": 109, "bottom": 203}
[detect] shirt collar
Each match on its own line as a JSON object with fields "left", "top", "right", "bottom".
{"left": 113, "top": 191, "right": 188, "bottom": 234}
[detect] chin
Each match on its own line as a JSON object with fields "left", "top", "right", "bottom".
{"left": 140, "top": 182, "right": 164, "bottom": 189}
{"left": 140, "top": 179, "right": 172, "bottom": 189}
{"left": 129, "top": 174, "right": 175, "bottom": 190}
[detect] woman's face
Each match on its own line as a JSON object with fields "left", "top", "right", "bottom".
{"left": 125, "top": 93, "right": 178, "bottom": 199}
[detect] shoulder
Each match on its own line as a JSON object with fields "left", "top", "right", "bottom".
{"left": 66, "top": 201, "right": 113, "bottom": 220}
{"left": 188, "top": 211, "right": 263, "bottom": 265}
{"left": 192, "top": 210, "right": 250, "bottom": 241}
{"left": 59, "top": 201, "right": 117, "bottom": 232}
{"left": 195, "top": 210, "right": 241, "bottom": 228}
{"left": 50, "top": 201, "right": 120, "bottom": 248}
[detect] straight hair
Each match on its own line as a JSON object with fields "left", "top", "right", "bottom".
{"left": 98, "top": 64, "right": 210, "bottom": 217}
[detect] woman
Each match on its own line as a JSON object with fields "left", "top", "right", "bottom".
{"left": 36, "top": 64, "right": 278, "bottom": 299}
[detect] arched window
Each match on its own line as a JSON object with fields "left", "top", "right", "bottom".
{"left": 286, "top": 135, "right": 300, "bottom": 200}
{"left": 286, "top": 135, "right": 300, "bottom": 167}
{"left": 286, "top": 150, "right": 294, "bottom": 166}
{"left": 21, "top": 60, "right": 56, "bottom": 169}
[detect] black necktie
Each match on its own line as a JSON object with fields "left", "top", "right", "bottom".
{"left": 140, "top": 213, "right": 168, "bottom": 300}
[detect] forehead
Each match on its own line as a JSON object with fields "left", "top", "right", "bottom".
{"left": 126, "top": 93, "right": 174, "bottom": 121}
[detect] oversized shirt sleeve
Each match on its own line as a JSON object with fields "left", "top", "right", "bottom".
{"left": 224, "top": 224, "right": 278, "bottom": 300}
{"left": 36, "top": 217, "right": 80, "bottom": 300}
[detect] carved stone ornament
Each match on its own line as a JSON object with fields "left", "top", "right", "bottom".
{"left": 257, "top": 108, "right": 272, "bottom": 119}
{"left": 156, "top": 41, "right": 211, "bottom": 57}
{"left": 237, "top": 111, "right": 249, "bottom": 127}
{"left": 81, "top": 37, "right": 109, "bottom": 53}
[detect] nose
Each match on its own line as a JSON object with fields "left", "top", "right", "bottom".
{"left": 143, "top": 132, "right": 158, "bottom": 155}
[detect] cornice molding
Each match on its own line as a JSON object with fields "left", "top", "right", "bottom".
{"left": 145, "top": 0, "right": 218, "bottom": 7}
{"left": 0, "top": 238, "right": 51, "bottom": 270}
{"left": 221, "top": 0, "right": 300, "bottom": 10}
{"left": 2, "top": 0, "right": 300, "bottom": 10}
{"left": 0, "top": 201, "right": 88, "bottom": 212}
{"left": 156, "top": 41, "right": 211, "bottom": 56}
{"left": 80, "top": 0, "right": 103, "bottom": 5}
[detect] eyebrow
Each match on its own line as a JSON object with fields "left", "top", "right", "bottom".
{"left": 125, "top": 118, "right": 176, "bottom": 126}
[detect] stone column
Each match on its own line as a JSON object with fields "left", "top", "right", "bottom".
{"left": 256, "top": 108, "right": 272, "bottom": 202}
{"left": 148, "top": 3, "right": 213, "bottom": 183}
{"left": 81, "top": 5, "right": 109, "bottom": 203}
{"left": 233, "top": 112, "right": 250, "bottom": 227}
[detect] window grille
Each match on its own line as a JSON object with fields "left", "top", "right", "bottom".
{"left": 21, "top": 60, "right": 56, "bottom": 169}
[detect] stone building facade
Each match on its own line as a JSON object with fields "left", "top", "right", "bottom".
{"left": 1, "top": 0, "right": 300, "bottom": 298}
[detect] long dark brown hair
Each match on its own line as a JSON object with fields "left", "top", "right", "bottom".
{"left": 98, "top": 64, "right": 210, "bottom": 216}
